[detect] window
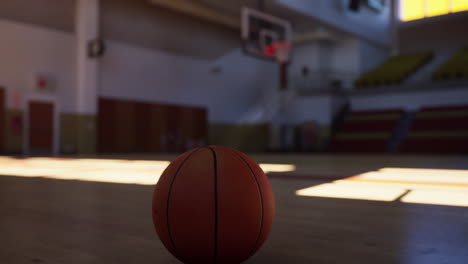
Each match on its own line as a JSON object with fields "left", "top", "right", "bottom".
{"left": 401, "top": 0, "right": 425, "bottom": 21}
{"left": 426, "top": 0, "right": 450, "bottom": 17}
{"left": 452, "top": 0, "right": 468, "bottom": 12}
{"left": 400, "top": 0, "right": 468, "bottom": 21}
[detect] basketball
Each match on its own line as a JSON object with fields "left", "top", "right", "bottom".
{"left": 152, "top": 146, "right": 275, "bottom": 263}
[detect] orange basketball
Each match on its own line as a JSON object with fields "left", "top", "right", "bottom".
{"left": 152, "top": 146, "right": 275, "bottom": 263}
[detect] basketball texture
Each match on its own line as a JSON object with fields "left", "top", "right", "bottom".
{"left": 152, "top": 146, "right": 275, "bottom": 264}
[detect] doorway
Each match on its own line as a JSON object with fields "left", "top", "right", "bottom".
{"left": 27, "top": 101, "right": 55, "bottom": 155}
{"left": 0, "top": 88, "right": 4, "bottom": 152}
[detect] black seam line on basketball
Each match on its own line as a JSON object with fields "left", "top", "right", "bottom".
{"left": 234, "top": 151, "right": 264, "bottom": 260}
{"left": 166, "top": 147, "right": 201, "bottom": 258}
{"left": 208, "top": 146, "right": 218, "bottom": 264}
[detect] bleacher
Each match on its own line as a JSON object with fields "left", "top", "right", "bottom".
{"left": 433, "top": 47, "right": 468, "bottom": 80}
{"left": 354, "top": 52, "right": 433, "bottom": 88}
{"left": 329, "top": 109, "right": 403, "bottom": 152}
{"left": 399, "top": 105, "right": 468, "bottom": 153}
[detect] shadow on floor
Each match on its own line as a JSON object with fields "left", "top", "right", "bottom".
{"left": 0, "top": 175, "right": 467, "bottom": 264}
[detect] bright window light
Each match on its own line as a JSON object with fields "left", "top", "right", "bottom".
{"left": 401, "top": 0, "right": 425, "bottom": 21}
{"left": 400, "top": 0, "right": 468, "bottom": 21}
{"left": 427, "top": 0, "right": 450, "bottom": 16}
{"left": 452, "top": 0, "right": 468, "bottom": 11}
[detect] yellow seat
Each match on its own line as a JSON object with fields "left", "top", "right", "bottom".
{"left": 355, "top": 52, "right": 432, "bottom": 89}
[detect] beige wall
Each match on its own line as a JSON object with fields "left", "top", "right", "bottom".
{"left": 209, "top": 123, "right": 270, "bottom": 153}
{"left": 3, "top": 110, "right": 23, "bottom": 153}
{"left": 61, "top": 114, "right": 96, "bottom": 154}
{"left": 1, "top": 111, "right": 96, "bottom": 155}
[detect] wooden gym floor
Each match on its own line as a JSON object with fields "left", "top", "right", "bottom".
{"left": 0, "top": 154, "right": 467, "bottom": 263}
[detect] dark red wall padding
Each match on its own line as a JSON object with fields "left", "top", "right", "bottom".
{"left": 29, "top": 101, "right": 54, "bottom": 151}
{"left": 420, "top": 105, "right": 468, "bottom": 112}
{"left": 97, "top": 98, "right": 116, "bottom": 152}
{"left": 349, "top": 109, "right": 403, "bottom": 116}
{"left": 328, "top": 139, "right": 389, "bottom": 152}
{"left": 135, "top": 102, "right": 152, "bottom": 152}
{"left": 339, "top": 120, "right": 400, "bottom": 132}
{"left": 410, "top": 117, "right": 468, "bottom": 131}
{"left": 0, "top": 89, "right": 4, "bottom": 151}
{"left": 399, "top": 138, "right": 468, "bottom": 153}
{"left": 399, "top": 105, "right": 468, "bottom": 153}
{"left": 329, "top": 109, "right": 404, "bottom": 153}
{"left": 97, "top": 98, "right": 208, "bottom": 153}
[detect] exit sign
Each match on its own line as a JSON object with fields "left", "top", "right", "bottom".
{"left": 32, "top": 73, "right": 56, "bottom": 93}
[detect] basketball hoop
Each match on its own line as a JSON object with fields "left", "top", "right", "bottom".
{"left": 264, "top": 41, "right": 292, "bottom": 64}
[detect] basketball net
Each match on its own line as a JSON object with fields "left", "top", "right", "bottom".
{"left": 264, "top": 41, "right": 292, "bottom": 64}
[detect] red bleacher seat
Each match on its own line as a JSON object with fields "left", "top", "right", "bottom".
{"left": 399, "top": 105, "right": 468, "bottom": 154}
{"left": 329, "top": 109, "right": 403, "bottom": 153}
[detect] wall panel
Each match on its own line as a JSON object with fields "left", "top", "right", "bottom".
{"left": 98, "top": 97, "right": 207, "bottom": 153}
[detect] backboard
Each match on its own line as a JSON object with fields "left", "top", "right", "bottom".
{"left": 241, "top": 7, "right": 292, "bottom": 62}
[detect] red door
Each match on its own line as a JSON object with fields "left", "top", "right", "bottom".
{"left": 0, "top": 89, "right": 4, "bottom": 151}
{"left": 135, "top": 102, "right": 151, "bottom": 152}
{"left": 166, "top": 105, "right": 182, "bottom": 152}
{"left": 29, "top": 101, "right": 54, "bottom": 154}
{"left": 98, "top": 98, "right": 116, "bottom": 153}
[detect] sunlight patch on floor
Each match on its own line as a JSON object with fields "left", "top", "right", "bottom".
{"left": 401, "top": 189, "right": 468, "bottom": 207}
{"left": 0, "top": 157, "right": 295, "bottom": 185}
{"left": 349, "top": 167, "right": 468, "bottom": 186}
{"left": 296, "top": 181, "right": 406, "bottom": 201}
{"left": 0, "top": 157, "right": 171, "bottom": 185}
{"left": 296, "top": 167, "right": 468, "bottom": 207}
{"left": 259, "top": 163, "right": 296, "bottom": 173}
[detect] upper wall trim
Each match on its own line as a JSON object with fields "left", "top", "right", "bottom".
{"left": 0, "top": 0, "right": 75, "bottom": 33}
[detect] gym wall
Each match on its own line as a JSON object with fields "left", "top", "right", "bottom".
{"left": 276, "top": 0, "right": 393, "bottom": 47}
{"left": 359, "top": 39, "right": 390, "bottom": 75}
{"left": 0, "top": 0, "right": 75, "bottom": 33}
{"left": 287, "top": 35, "right": 389, "bottom": 150}
{"left": 98, "top": 0, "right": 278, "bottom": 152}
{"left": 398, "top": 12, "right": 468, "bottom": 53}
{"left": 332, "top": 37, "right": 361, "bottom": 75}
{"left": 0, "top": 0, "right": 278, "bottom": 153}
{"left": 208, "top": 124, "right": 270, "bottom": 153}
{"left": 0, "top": 19, "right": 76, "bottom": 153}
{"left": 350, "top": 88, "right": 468, "bottom": 111}
{"left": 99, "top": 0, "right": 277, "bottom": 123}
{"left": 100, "top": 0, "right": 238, "bottom": 60}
